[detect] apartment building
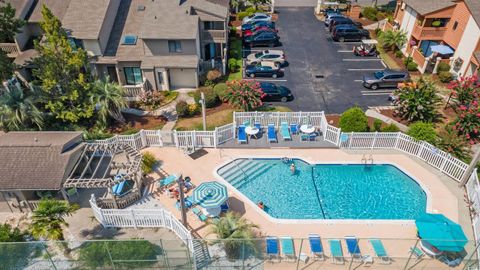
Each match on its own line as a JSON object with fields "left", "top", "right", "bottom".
{"left": 392, "top": 0, "right": 480, "bottom": 76}
{"left": 1, "top": 0, "right": 229, "bottom": 93}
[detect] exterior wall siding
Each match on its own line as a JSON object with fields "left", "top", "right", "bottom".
{"left": 143, "top": 39, "right": 197, "bottom": 56}
{"left": 443, "top": 2, "right": 470, "bottom": 49}
{"left": 400, "top": 6, "right": 418, "bottom": 53}
{"left": 451, "top": 16, "right": 480, "bottom": 76}
{"left": 82, "top": 39, "right": 102, "bottom": 56}
{"left": 98, "top": 0, "right": 121, "bottom": 55}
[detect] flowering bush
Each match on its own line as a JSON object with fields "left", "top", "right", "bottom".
{"left": 138, "top": 91, "right": 164, "bottom": 111}
{"left": 448, "top": 75, "right": 480, "bottom": 143}
{"left": 223, "top": 80, "right": 265, "bottom": 111}
{"left": 437, "top": 125, "right": 472, "bottom": 161}
{"left": 393, "top": 77, "right": 441, "bottom": 123}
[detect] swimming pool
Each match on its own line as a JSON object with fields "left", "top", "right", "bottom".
{"left": 217, "top": 158, "right": 427, "bottom": 220}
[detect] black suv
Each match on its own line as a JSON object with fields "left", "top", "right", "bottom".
{"left": 332, "top": 25, "right": 370, "bottom": 42}
{"left": 260, "top": 82, "right": 293, "bottom": 102}
{"left": 328, "top": 17, "right": 361, "bottom": 32}
{"left": 243, "top": 31, "right": 280, "bottom": 47}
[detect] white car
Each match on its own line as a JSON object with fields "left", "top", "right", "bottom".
{"left": 242, "top": 13, "right": 272, "bottom": 24}
{"left": 325, "top": 14, "right": 344, "bottom": 26}
{"left": 246, "top": 49, "right": 285, "bottom": 65}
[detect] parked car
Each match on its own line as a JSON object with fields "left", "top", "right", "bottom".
{"left": 245, "top": 62, "right": 282, "bottom": 78}
{"left": 241, "top": 21, "right": 275, "bottom": 32}
{"left": 325, "top": 13, "right": 344, "bottom": 26}
{"left": 260, "top": 82, "right": 293, "bottom": 102}
{"left": 243, "top": 26, "right": 278, "bottom": 37}
{"left": 332, "top": 25, "right": 370, "bottom": 42}
{"left": 328, "top": 17, "right": 361, "bottom": 32}
{"left": 246, "top": 49, "right": 285, "bottom": 65}
{"left": 242, "top": 13, "right": 272, "bottom": 24}
{"left": 362, "top": 69, "right": 410, "bottom": 90}
{"left": 243, "top": 31, "right": 280, "bottom": 47}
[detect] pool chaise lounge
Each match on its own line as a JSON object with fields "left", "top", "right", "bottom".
{"left": 266, "top": 236, "right": 280, "bottom": 261}
{"left": 329, "top": 239, "right": 344, "bottom": 264}
{"left": 280, "top": 236, "right": 296, "bottom": 262}
{"left": 370, "top": 239, "right": 391, "bottom": 264}
{"left": 280, "top": 122, "right": 291, "bottom": 140}
{"left": 345, "top": 236, "right": 362, "bottom": 262}
{"left": 238, "top": 125, "right": 247, "bottom": 144}
{"left": 267, "top": 124, "right": 277, "bottom": 142}
{"left": 308, "top": 234, "right": 325, "bottom": 261}
{"left": 159, "top": 174, "right": 180, "bottom": 189}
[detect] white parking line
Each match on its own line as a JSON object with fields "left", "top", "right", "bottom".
{"left": 354, "top": 79, "right": 363, "bottom": 82}
{"left": 244, "top": 78, "right": 288, "bottom": 82}
{"left": 343, "top": 58, "right": 382, "bottom": 61}
{"left": 348, "top": 68, "right": 382, "bottom": 71}
{"left": 381, "top": 60, "right": 387, "bottom": 68}
{"left": 361, "top": 90, "right": 393, "bottom": 96}
{"left": 337, "top": 50, "right": 353, "bottom": 53}
{"left": 242, "top": 49, "right": 265, "bottom": 52}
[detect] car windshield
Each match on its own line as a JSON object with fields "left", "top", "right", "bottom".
{"left": 374, "top": 71, "right": 384, "bottom": 79}
{"left": 254, "top": 52, "right": 264, "bottom": 58}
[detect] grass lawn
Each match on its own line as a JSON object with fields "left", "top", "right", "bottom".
{"left": 174, "top": 105, "right": 292, "bottom": 131}
{"left": 161, "top": 91, "right": 178, "bottom": 106}
{"left": 227, "top": 38, "right": 243, "bottom": 81}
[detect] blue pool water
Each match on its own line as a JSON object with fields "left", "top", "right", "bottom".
{"left": 217, "top": 158, "right": 427, "bottom": 220}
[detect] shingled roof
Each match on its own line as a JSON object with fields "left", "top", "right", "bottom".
{"left": 464, "top": 0, "right": 480, "bottom": 27}
{"left": 403, "top": 0, "right": 455, "bottom": 15}
{"left": 0, "top": 132, "right": 85, "bottom": 191}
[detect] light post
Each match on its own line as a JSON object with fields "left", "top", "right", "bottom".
{"left": 200, "top": 92, "right": 207, "bottom": 131}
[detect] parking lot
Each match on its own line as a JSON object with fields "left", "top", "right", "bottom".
{"left": 241, "top": 7, "right": 391, "bottom": 113}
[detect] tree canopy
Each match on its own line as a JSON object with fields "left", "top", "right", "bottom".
{"left": 0, "top": 2, "right": 25, "bottom": 42}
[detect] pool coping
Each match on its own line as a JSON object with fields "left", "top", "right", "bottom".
{"left": 213, "top": 155, "right": 433, "bottom": 225}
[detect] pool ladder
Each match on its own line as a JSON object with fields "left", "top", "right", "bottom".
{"left": 361, "top": 154, "right": 373, "bottom": 165}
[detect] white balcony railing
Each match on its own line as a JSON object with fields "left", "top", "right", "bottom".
{"left": 0, "top": 42, "right": 19, "bottom": 57}
{"left": 123, "top": 84, "right": 145, "bottom": 98}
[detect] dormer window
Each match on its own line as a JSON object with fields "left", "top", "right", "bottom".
{"left": 122, "top": 35, "right": 138, "bottom": 45}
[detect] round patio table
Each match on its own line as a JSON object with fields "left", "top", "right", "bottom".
{"left": 245, "top": 126, "right": 259, "bottom": 138}
{"left": 300, "top": 125, "right": 315, "bottom": 134}
{"left": 202, "top": 206, "right": 221, "bottom": 217}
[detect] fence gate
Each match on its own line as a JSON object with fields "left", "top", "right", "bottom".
{"left": 160, "top": 131, "right": 176, "bottom": 147}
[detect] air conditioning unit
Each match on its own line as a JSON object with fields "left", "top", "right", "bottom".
{"left": 401, "top": 2, "right": 405, "bottom": 10}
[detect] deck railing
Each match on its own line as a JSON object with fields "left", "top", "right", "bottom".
{"left": 0, "top": 42, "right": 19, "bottom": 57}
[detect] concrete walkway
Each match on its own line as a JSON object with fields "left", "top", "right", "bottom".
{"left": 366, "top": 107, "right": 409, "bottom": 131}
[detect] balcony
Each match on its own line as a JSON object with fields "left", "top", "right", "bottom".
{"left": 411, "top": 25, "right": 446, "bottom": 40}
{"left": 0, "top": 42, "right": 19, "bottom": 57}
{"left": 202, "top": 30, "right": 226, "bottom": 42}
{"left": 123, "top": 84, "right": 145, "bottom": 100}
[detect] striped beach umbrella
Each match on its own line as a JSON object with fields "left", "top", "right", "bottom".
{"left": 191, "top": 181, "right": 228, "bottom": 208}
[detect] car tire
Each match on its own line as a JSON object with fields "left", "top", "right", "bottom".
{"left": 361, "top": 36, "right": 367, "bottom": 41}
{"left": 370, "top": 83, "right": 379, "bottom": 90}
{"left": 281, "top": 97, "right": 288, "bottom": 102}
{"left": 339, "top": 37, "right": 345, "bottom": 42}
{"left": 274, "top": 61, "right": 280, "bottom": 66}
{"left": 272, "top": 74, "right": 278, "bottom": 78}
{"left": 249, "top": 73, "right": 255, "bottom": 78}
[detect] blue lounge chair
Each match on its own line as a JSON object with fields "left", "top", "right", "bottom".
{"left": 308, "top": 234, "right": 325, "bottom": 261}
{"left": 266, "top": 237, "right": 280, "bottom": 261}
{"left": 159, "top": 174, "right": 179, "bottom": 188}
{"left": 290, "top": 124, "right": 299, "bottom": 134}
{"left": 410, "top": 246, "right": 424, "bottom": 260}
{"left": 254, "top": 123, "right": 262, "bottom": 133}
{"left": 175, "top": 197, "right": 193, "bottom": 209}
{"left": 267, "top": 124, "right": 277, "bottom": 142}
{"left": 329, "top": 239, "right": 344, "bottom": 264}
{"left": 220, "top": 200, "right": 229, "bottom": 212}
{"left": 280, "top": 237, "right": 296, "bottom": 261}
{"left": 370, "top": 239, "right": 390, "bottom": 264}
{"left": 280, "top": 122, "right": 291, "bottom": 140}
{"left": 309, "top": 132, "right": 318, "bottom": 141}
{"left": 238, "top": 125, "right": 247, "bottom": 144}
{"left": 345, "top": 236, "right": 362, "bottom": 262}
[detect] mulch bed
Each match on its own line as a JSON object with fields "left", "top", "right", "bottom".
{"left": 109, "top": 114, "right": 168, "bottom": 133}
{"left": 326, "top": 114, "right": 391, "bottom": 128}
{"left": 377, "top": 109, "right": 410, "bottom": 125}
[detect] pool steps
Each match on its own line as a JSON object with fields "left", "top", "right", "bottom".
{"left": 218, "top": 159, "right": 275, "bottom": 188}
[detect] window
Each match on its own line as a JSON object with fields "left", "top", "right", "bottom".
{"left": 453, "top": 21, "right": 458, "bottom": 30}
{"left": 168, "top": 40, "right": 182, "bottom": 52}
{"left": 122, "top": 35, "right": 137, "bottom": 45}
{"left": 68, "top": 38, "right": 84, "bottom": 50}
{"left": 124, "top": 67, "right": 142, "bottom": 85}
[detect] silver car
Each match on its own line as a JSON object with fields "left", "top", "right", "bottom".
{"left": 362, "top": 69, "right": 410, "bottom": 90}
{"left": 325, "top": 14, "right": 344, "bottom": 26}
{"left": 242, "top": 13, "right": 272, "bottom": 24}
{"left": 246, "top": 49, "right": 285, "bottom": 65}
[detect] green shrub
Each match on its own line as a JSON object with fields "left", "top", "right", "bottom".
{"left": 237, "top": 11, "right": 249, "bottom": 20}
{"left": 193, "top": 87, "right": 220, "bottom": 108}
{"left": 375, "top": 28, "right": 383, "bottom": 37}
{"left": 339, "top": 107, "right": 369, "bottom": 132}
{"left": 176, "top": 100, "right": 190, "bottom": 117}
{"left": 431, "top": 20, "right": 442, "bottom": 27}
{"left": 437, "top": 62, "right": 450, "bottom": 72}
{"left": 406, "top": 61, "right": 418, "bottom": 71}
{"left": 403, "top": 56, "right": 413, "bottom": 66}
{"left": 407, "top": 122, "right": 437, "bottom": 144}
{"left": 83, "top": 129, "right": 114, "bottom": 141}
{"left": 207, "top": 69, "right": 222, "bottom": 83}
{"left": 214, "top": 83, "right": 228, "bottom": 100}
{"left": 141, "top": 151, "right": 157, "bottom": 174}
{"left": 362, "top": 6, "right": 378, "bottom": 21}
{"left": 229, "top": 27, "right": 237, "bottom": 37}
{"left": 245, "top": 7, "right": 258, "bottom": 13}
{"left": 438, "top": 71, "right": 453, "bottom": 83}
{"left": 381, "top": 123, "right": 400, "bottom": 132}
{"left": 228, "top": 58, "right": 240, "bottom": 72}
{"left": 395, "top": 50, "right": 403, "bottom": 58}
{"left": 373, "top": 119, "right": 383, "bottom": 132}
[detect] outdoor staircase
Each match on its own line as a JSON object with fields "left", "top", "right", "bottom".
{"left": 192, "top": 239, "right": 211, "bottom": 269}
{"left": 218, "top": 159, "right": 275, "bottom": 189}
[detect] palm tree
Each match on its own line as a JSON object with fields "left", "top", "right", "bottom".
{"left": 382, "top": 30, "right": 407, "bottom": 51}
{"left": 90, "top": 77, "right": 128, "bottom": 126}
{"left": 30, "top": 199, "right": 79, "bottom": 240}
{"left": 207, "top": 212, "right": 259, "bottom": 260}
{"left": 0, "top": 82, "right": 43, "bottom": 131}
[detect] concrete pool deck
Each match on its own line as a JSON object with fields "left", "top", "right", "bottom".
{"left": 140, "top": 147, "right": 475, "bottom": 261}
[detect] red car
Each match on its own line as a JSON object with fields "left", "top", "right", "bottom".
{"left": 243, "top": 26, "right": 277, "bottom": 37}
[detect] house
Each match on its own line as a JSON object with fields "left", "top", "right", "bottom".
{"left": 0, "top": 132, "right": 84, "bottom": 213}
{"left": 93, "top": 0, "right": 229, "bottom": 92}
{"left": 1, "top": 0, "right": 229, "bottom": 93}
{"left": 392, "top": 0, "right": 480, "bottom": 76}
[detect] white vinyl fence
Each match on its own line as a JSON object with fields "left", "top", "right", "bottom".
{"left": 233, "top": 111, "right": 326, "bottom": 127}
{"left": 90, "top": 195, "right": 194, "bottom": 254}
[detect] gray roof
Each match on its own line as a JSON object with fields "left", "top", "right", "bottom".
{"left": 464, "top": 0, "right": 480, "bottom": 27}
{"left": 29, "top": 0, "right": 71, "bottom": 23}
{"left": 0, "top": 132, "right": 84, "bottom": 190}
{"left": 403, "top": 0, "right": 455, "bottom": 15}
{"left": 141, "top": 55, "right": 199, "bottom": 68}
{"left": 61, "top": 0, "right": 113, "bottom": 39}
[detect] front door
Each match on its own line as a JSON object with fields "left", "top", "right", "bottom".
{"left": 156, "top": 70, "right": 164, "bottom": 90}
{"left": 107, "top": 66, "right": 119, "bottom": 82}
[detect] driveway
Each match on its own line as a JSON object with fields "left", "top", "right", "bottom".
{"left": 247, "top": 7, "right": 391, "bottom": 114}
